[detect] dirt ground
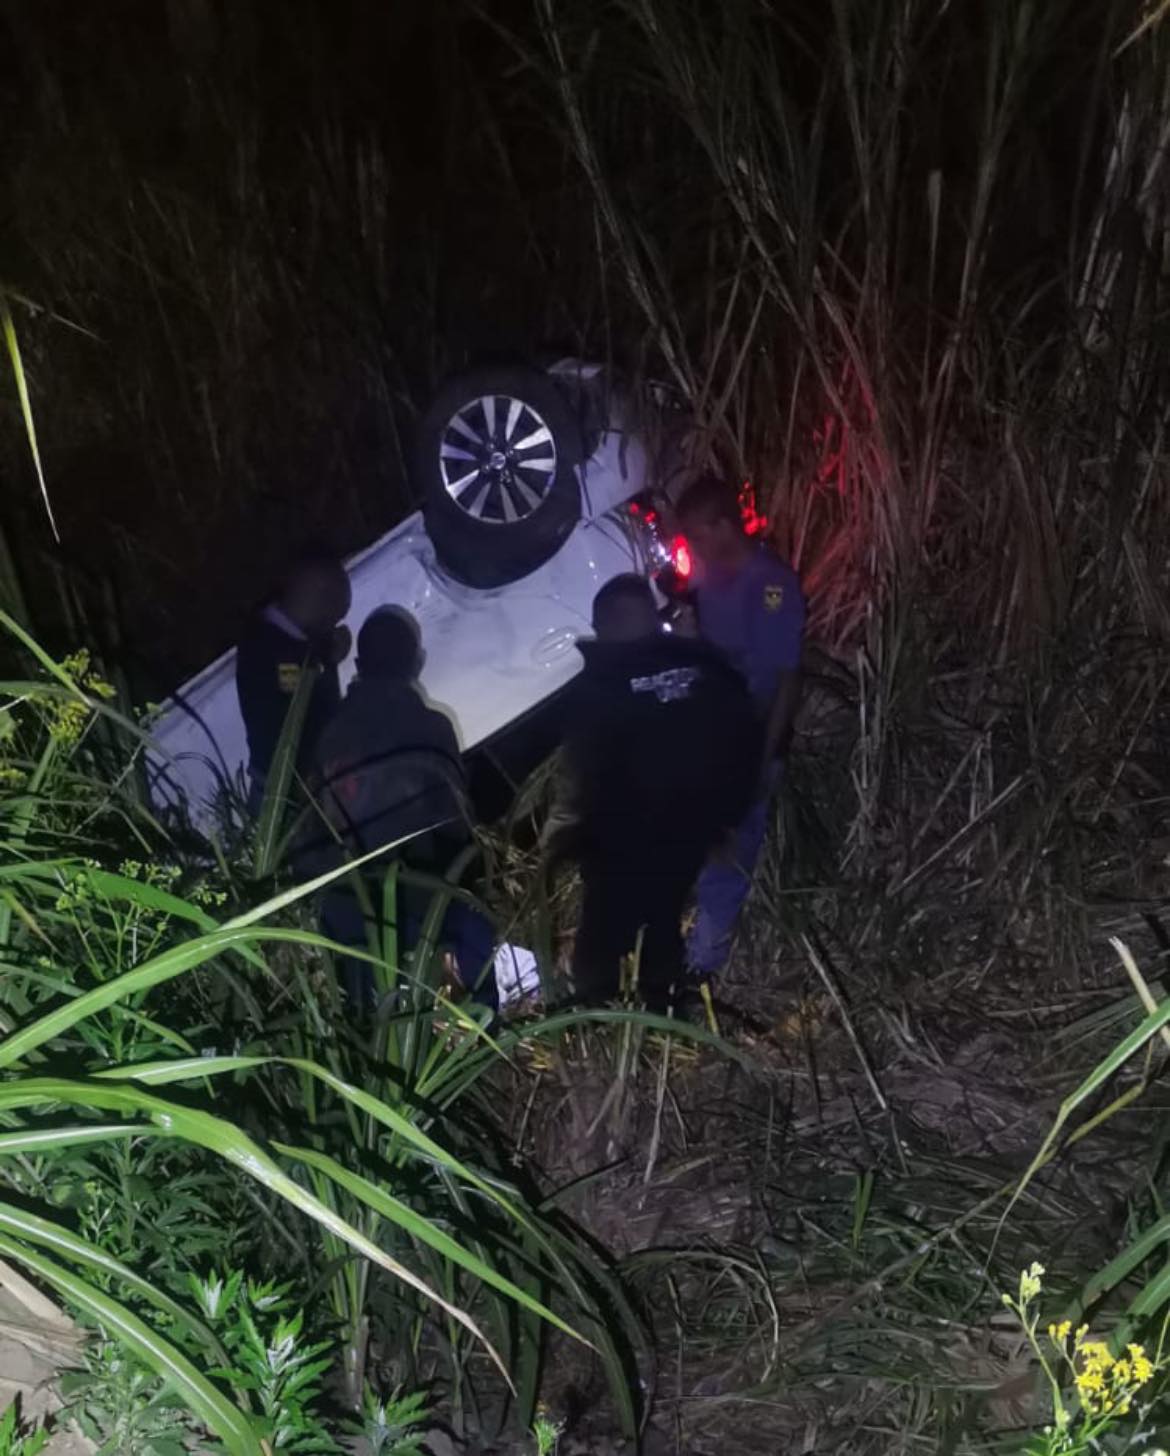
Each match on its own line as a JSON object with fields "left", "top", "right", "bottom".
{"left": 0, "top": 1261, "right": 92, "bottom": 1454}
{"left": 474, "top": 919, "right": 1154, "bottom": 1456}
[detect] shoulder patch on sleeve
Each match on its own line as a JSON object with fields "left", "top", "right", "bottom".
{"left": 277, "top": 662, "right": 302, "bottom": 694}
{"left": 763, "top": 583, "right": 785, "bottom": 612}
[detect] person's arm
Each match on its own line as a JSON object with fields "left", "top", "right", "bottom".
{"left": 542, "top": 678, "right": 605, "bottom": 859}
{"left": 236, "top": 631, "right": 286, "bottom": 774}
{"left": 752, "top": 567, "right": 806, "bottom": 778}
{"left": 762, "top": 665, "right": 802, "bottom": 765}
{"left": 541, "top": 746, "right": 583, "bottom": 856}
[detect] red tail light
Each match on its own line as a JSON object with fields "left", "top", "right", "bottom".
{"left": 672, "top": 537, "right": 692, "bottom": 580}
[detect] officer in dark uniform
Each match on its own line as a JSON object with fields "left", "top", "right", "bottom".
{"left": 295, "top": 606, "right": 496, "bottom": 1012}
{"left": 674, "top": 475, "right": 806, "bottom": 979}
{"left": 555, "top": 574, "right": 760, "bottom": 1011}
{"left": 235, "top": 552, "right": 352, "bottom": 808}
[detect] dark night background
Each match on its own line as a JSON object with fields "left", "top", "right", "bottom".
{"left": 0, "top": 0, "right": 1163, "bottom": 690}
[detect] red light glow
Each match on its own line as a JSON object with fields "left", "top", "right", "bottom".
{"left": 739, "top": 480, "right": 767, "bottom": 536}
{"left": 672, "top": 536, "right": 692, "bottom": 579}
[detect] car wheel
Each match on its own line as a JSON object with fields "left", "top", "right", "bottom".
{"left": 418, "top": 364, "right": 584, "bottom": 588}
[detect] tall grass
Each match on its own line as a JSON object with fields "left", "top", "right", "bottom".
{"left": 521, "top": 0, "right": 1168, "bottom": 647}
{"left": 477, "top": 4, "right": 1170, "bottom": 1444}
{"left": 484, "top": 0, "right": 1170, "bottom": 994}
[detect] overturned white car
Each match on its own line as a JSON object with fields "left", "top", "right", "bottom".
{"left": 149, "top": 361, "right": 687, "bottom": 823}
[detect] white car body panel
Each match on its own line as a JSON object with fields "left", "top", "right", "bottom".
{"left": 148, "top": 425, "right": 648, "bottom": 823}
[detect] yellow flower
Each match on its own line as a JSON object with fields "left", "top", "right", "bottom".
{"left": 1069, "top": 1332, "right": 1150, "bottom": 1417}
{"left": 1048, "top": 1320, "right": 1072, "bottom": 1342}
{"left": 1076, "top": 1339, "right": 1111, "bottom": 1409}
{"left": 1078, "top": 1340, "right": 1113, "bottom": 1370}
{"left": 47, "top": 697, "right": 91, "bottom": 744}
{"left": 55, "top": 648, "right": 115, "bottom": 708}
{"left": 1128, "top": 1344, "right": 1154, "bottom": 1385}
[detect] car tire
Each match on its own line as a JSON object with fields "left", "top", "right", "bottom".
{"left": 418, "top": 364, "right": 584, "bottom": 589}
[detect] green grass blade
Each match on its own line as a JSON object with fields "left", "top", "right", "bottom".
{"left": 1006, "top": 945, "right": 1170, "bottom": 1221}
{"left": 94, "top": 1052, "right": 536, "bottom": 1232}
{"left": 8, "top": 861, "right": 271, "bottom": 978}
{"left": 1076, "top": 1214, "right": 1170, "bottom": 1314}
{"left": 0, "top": 1232, "right": 257, "bottom": 1452}
{"left": 852, "top": 1170, "right": 875, "bottom": 1251}
{"left": 64, "top": 867, "right": 219, "bottom": 930}
{"left": 0, "top": 1123, "right": 145, "bottom": 1154}
{"left": 0, "top": 959, "right": 198, "bottom": 1057}
{"left": 274, "top": 1140, "right": 585, "bottom": 1343}
{"left": 0, "top": 923, "right": 345, "bottom": 1070}
{"left": 1129, "top": 1262, "right": 1170, "bottom": 1320}
{"left": 0, "top": 1196, "right": 227, "bottom": 1364}
{"left": 252, "top": 662, "right": 317, "bottom": 878}
{"left": 0, "top": 1077, "right": 512, "bottom": 1384}
{"left": 422, "top": 1005, "right": 757, "bottom": 1107}
{"left": 0, "top": 857, "right": 82, "bottom": 884}
{"left": 0, "top": 618, "right": 86, "bottom": 696}
{"left": 0, "top": 297, "right": 58, "bottom": 543}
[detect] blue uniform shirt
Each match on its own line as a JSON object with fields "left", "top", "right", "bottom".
{"left": 694, "top": 545, "right": 805, "bottom": 708}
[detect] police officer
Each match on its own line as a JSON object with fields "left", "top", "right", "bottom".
{"left": 235, "top": 552, "right": 352, "bottom": 809}
{"left": 674, "top": 475, "right": 806, "bottom": 979}
{"left": 556, "top": 574, "right": 760, "bottom": 1010}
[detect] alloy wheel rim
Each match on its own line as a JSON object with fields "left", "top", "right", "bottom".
{"left": 439, "top": 395, "right": 557, "bottom": 524}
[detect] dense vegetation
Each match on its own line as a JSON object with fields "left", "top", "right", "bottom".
{"left": 4, "top": 1, "right": 1170, "bottom": 1451}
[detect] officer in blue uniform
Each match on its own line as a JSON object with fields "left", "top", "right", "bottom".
{"left": 675, "top": 475, "right": 806, "bottom": 979}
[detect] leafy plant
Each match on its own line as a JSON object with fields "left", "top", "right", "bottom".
{"left": 191, "top": 1273, "right": 339, "bottom": 1454}
{"left": 531, "top": 1407, "right": 564, "bottom": 1456}
{"left": 343, "top": 1385, "right": 430, "bottom": 1456}
{"left": 60, "top": 1338, "right": 192, "bottom": 1456}
{"left": 0, "top": 1400, "right": 48, "bottom": 1456}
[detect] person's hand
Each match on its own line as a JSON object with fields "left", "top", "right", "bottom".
{"left": 327, "top": 624, "right": 352, "bottom": 666}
